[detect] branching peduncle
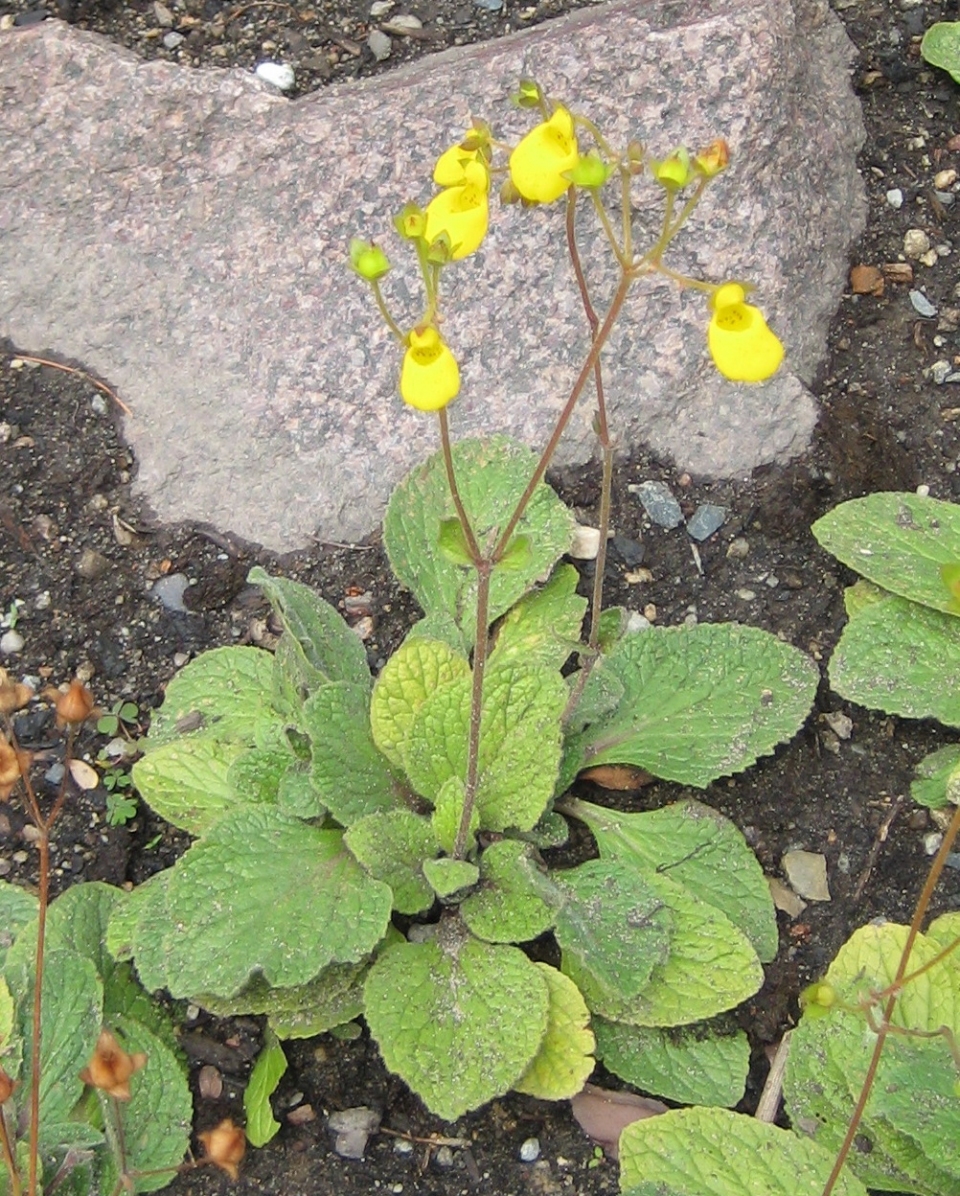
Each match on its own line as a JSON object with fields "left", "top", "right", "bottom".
{"left": 819, "top": 798, "right": 960, "bottom": 1196}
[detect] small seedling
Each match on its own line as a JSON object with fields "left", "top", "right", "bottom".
{"left": 97, "top": 699, "right": 140, "bottom": 738}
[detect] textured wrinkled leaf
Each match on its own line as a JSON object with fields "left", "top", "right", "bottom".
{"left": 406, "top": 661, "right": 567, "bottom": 831}
{"left": 383, "top": 437, "right": 575, "bottom": 648}
{"left": 785, "top": 920, "right": 960, "bottom": 1195}
{"left": 575, "top": 624, "right": 817, "bottom": 787}
{"left": 489, "top": 564, "right": 587, "bottom": 671}
{"left": 554, "top": 859, "right": 672, "bottom": 1003}
{"left": 813, "top": 492, "right": 960, "bottom": 614}
{"left": 912, "top": 744, "right": 960, "bottom": 808}
{"left": 249, "top": 566, "right": 372, "bottom": 694}
{"left": 571, "top": 798, "right": 778, "bottom": 962}
{"left": 132, "top": 737, "right": 248, "bottom": 835}
{"left": 196, "top": 959, "right": 370, "bottom": 1039}
{"left": 619, "top": 1106, "right": 869, "bottom": 1196}
{"left": 402, "top": 612, "right": 468, "bottom": 655}
{"left": 303, "top": 682, "right": 405, "bottom": 824}
{"left": 227, "top": 745, "right": 293, "bottom": 805}
{"left": 513, "top": 964, "right": 594, "bottom": 1100}
{"left": 567, "top": 870, "right": 762, "bottom": 1027}
{"left": 0, "top": 882, "right": 38, "bottom": 968}
{"left": 828, "top": 593, "right": 960, "bottom": 727}
{"left": 922, "top": 21, "right": 960, "bottom": 83}
{"left": 431, "top": 776, "right": 477, "bottom": 854}
{"left": 244, "top": 1030, "right": 288, "bottom": 1147}
{"left": 131, "top": 810, "right": 393, "bottom": 998}
{"left": 423, "top": 857, "right": 479, "bottom": 898}
{"left": 870, "top": 1035, "right": 960, "bottom": 1177}
{"left": 460, "top": 839, "right": 557, "bottom": 943}
{"left": 276, "top": 759, "right": 324, "bottom": 819}
{"left": 8, "top": 949, "right": 102, "bottom": 1125}
{"left": 370, "top": 637, "right": 469, "bottom": 771}
{"left": 364, "top": 931, "right": 549, "bottom": 1120}
{"left": 0, "top": 978, "right": 12, "bottom": 1056}
{"left": 142, "top": 645, "right": 278, "bottom": 747}
{"left": 345, "top": 810, "right": 438, "bottom": 914}
{"left": 96, "top": 1017, "right": 192, "bottom": 1194}
{"left": 594, "top": 1017, "right": 749, "bottom": 1107}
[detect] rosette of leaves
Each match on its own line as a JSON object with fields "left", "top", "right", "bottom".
{"left": 0, "top": 881, "right": 191, "bottom": 1195}
{"left": 115, "top": 438, "right": 817, "bottom": 1124}
{"left": 813, "top": 492, "right": 960, "bottom": 809}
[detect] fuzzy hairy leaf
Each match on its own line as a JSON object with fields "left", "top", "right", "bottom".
{"left": 249, "top": 566, "right": 372, "bottom": 694}
{"left": 364, "top": 930, "right": 549, "bottom": 1121}
{"left": 345, "top": 810, "right": 438, "bottom": 914}
{"left": 125, "top": 810, "right": 393, "bottom": 999}
{"left": 594, "top": 1017, "right": 749, "bottom": 1107}
{"left": 132, "top": 737, "right": 250, "bottom": 835}
{"left": 244, "top": 1030, "right": 287, "bottom": 1147}
{"left": 489, "top": 564, "right": 587, "bottom": 671}
{"left": 912, "top": 744, "right": 960, "bottom": 809}
{"left": 383, "top": 437, "right": 575, "bottom": 648}
{"left": 460, "top": 839, "right": 557, "bottom": 943}
{"left": 0, "top": 882, "right": 38, "bottom": 969}
{"left": 513, "top": 964, "right": 595, "bottom": 1100}
{"left": 570, "top": 798, "right": 778, "bottom": 962}
{"left": 423, "top": 857, "right": 480, "bottom": 898}
{"left": 619, "top": 1107, "right": 869, "bottom": 1196}
{"left": 828, "top": 593, "right": 960, "bottom": 727}
{"left": 303, "top": 682, "right": 405, "bottom": 824}
{"left": 574, "top": 624, "right": 817, "bottom": 787}
{"left": 813, "top": 492, "right": 960, "bottom": 614}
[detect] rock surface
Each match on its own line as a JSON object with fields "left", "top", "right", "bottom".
{"left": 0, "top": 0, "right": 865, "bottom": 550}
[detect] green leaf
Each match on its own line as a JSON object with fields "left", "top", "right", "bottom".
{"left": 8, "top": 949, "right": 102, "bottom": 1126}
{"left": 513, "top": 963, "right": 595, "bottom": 1100}
{"left": 437, "top": 516, "right": 475, "bottom": 566}
{"left": 248, "top": 566, "right": 372, "bottom": 694}
{"left": 128, "top": 810, "right": 393, "bottom": 998}
{"left": 813, "top": 492, "right": 960, "bottom": 615}
{"left": 227, "top": 744, "right": 294, "bottom": 805}
{"left": 570, "top": 798, "right": 778, "bottom": 962}
{"left": 364, "top": 929, "right": 550, "bottom": 1120}
{"left": 423, "top": 857, "right": 480, "bottom": 898}
{"left": 0, "top": 978, "right": 13, "bottom": 1056}
{"left": 132, "top": 737, "right": 249, "bottom": 835}
{"left": 302, "top": 682, "right": 405, "bottom": 824}
{"left": 431, "top": 777, "right": 478, "bottom": 854}
{"left": 554, "top": 859, "right": 672, "bottom": 1004}
{"left": 574, "top": 624, "right": 817, "bottom": 787}
{"left": 619, "top": 1106, "right": 869, "bottom": 1196}
{"left": 383, "top": 437, "right": 575, "bottom": 648}
{"left": 196, "top": 958, "right": 370, "bottom": 1039}
{"left": 370, "top": 637, "right": 470, "bottom": 771}
{"left": 843, "top": 578, "right": 888, "bottom": 619}
{"left": 460, "top": 839, "right": 557, "bottom": 943}
{"left": 0, "top": 882, "right": 38, "bottom": 969}
{"left": 922, "top": 23, "right": 960, "bottom": 87}
{"left": 784, "top": 920, "right": 960, "bottom": 1195}
{"left": 912, "top": 744, "right": 960, "bottom": 809}
{"left": 489, "top": 563, "right": 587, "bottom": 671}
{"left": 141, "top": 645, "right": 279, "bottom": 748}
{"left": 594, "top": 1017, "right": 749, "bottom": 1107}
{"left": 828, "top": 593, "right": 960, "bottom": 726}
{"left": 405, "top": 661, "right": 568, "bottom": 831}
{"left": 244, "top": 1029, "right": 288, "bottom": 1147}
{"left": 345, "top": 810, "right": 438, "bottom": 914}
{"left": 97, "top": 1017, "right": 192, "bottom": 1194}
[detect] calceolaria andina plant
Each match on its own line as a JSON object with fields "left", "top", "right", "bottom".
{"left": 101, "top": 82, "right": 853, "bottom": 1185}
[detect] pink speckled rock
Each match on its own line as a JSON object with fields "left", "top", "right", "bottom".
{"left": 0, "top": 0, "right": 864, "bottom": 550}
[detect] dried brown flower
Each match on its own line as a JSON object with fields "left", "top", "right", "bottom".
{"left": 45, "top": 678, "right": 96, "bottom": 728}
{"left": 198, "top": 1119, "right": 246, "bottom": 1181}
{"left": 0, "top": 1062, "right": 14, "bottom": 1104}
{"left": 0, "top": 669, "right": 33, "bottom": 715}
{"left": 0, "top": 736, "right": 23, "bottom": 801}
{"left": 79, "top": 1029, "right": 147, "bottom": 1100}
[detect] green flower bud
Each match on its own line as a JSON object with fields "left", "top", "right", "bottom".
{"left": 349, "top": 238, "right": 391, "bottom": 281}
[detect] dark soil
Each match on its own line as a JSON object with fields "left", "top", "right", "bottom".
{"left": 2, "top": 1, "right": 960, "bottom": 1193}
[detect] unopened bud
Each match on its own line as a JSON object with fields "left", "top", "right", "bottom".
{"left": 650, "top": 147, "right": 694, "bottom": 190}
{"left": 46, "top": 678, "right": 96, "bottom": 728}
{"left": 567, "top": 152, "right": 613, "bottom": 189}
{"left": 393, "top": 203, "right": 427, "bottom": 241}
{"left": 199, "top": 1119, "right": 247, "bottom": 1180}
{"left": 79, "top": 1029, "right": 147, "bottom": 1100}
{"left": 625, "top": 140, "right": 644, "bottom": 175}
{"left": 348, "top": 238, "right": 391, "bottom": 281}
{"left": 694, "top": 138, "right": 730, "bottom": 178}
{"left": 513, "top": 78, "right": 542, "bottom": 109}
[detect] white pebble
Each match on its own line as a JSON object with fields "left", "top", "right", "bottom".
{"left": 0, "top": 630, "right": 24, "bottom": 655}
{"left": 255, "top": 61, "right": 296, "bottom": 90}
{"left": 885, "top": 188, "right": 904, "bottom": 209}
{"left": 367, "top": 29, "right": 392, "bottom": 59}
{"left": 370, "top": 0, "right": 394, "bottom": 12}
{"left": 569, "top": 525, "right": 601, "bottom": 560}
{"left": 162, "top": 30, "right": 184, "bottom": 49}
{"left": 519, "top": 1138, "right": 541, "bottom": 1163}
{"left": 916, "top": 483, "right": 930, "bottom": 497}
{"left": 736, "top": 588, "right": 756, "bottom": 601}
{"left": 903, "top": 228, "right": 931, "bottom": 259}
{"left": 924, "top": 832, "right": 943, "bottom": 856}
{"left": 934, "top": 168, "right": 957, "bottom": 190}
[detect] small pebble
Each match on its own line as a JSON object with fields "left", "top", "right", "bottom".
{"left": 153, "top": 1, "right": 174, "bottom": 25}
{"left": 369, "top": 0, "right": 394, "bottom": 12}
{"left": 929, "top": 361, "right": 953, "bottom": 384}
{"left": 916, "top": 483, "right": 930, "bottom": 497}
{"left": 903, "top": 228, "right": 931, "bottom": 259}
{"left": 726, "top": 537, "right": 750, "bottom": 560}
{"left": 434, "top": 1146, "right": 455, "bottom": 1168}
{"left": 924, "top": 831, "right": 943, "bottom": 856}
{"left": 782, "top": 850, "right": 831, "bottom": 901}
{"left": 198, "top": 1065, "right": 223, "bottom": 1099}
{"left": 909, "top": 289, "right": 937, "bottom": 318}
{"left": 945, "top": 853, "right": 960, "bottom": 871}
{"left": 736, "top": 589, "right": 756, "bottom": 601}
{"left": 162, "top": 30, "right": 184, "bottom": 48}
{"left": 367, "top": 29, "right": 392, "bottom": 60}
{"left": 255, "top": 61, "right": 296, "bottom": 90}
{"left": 611, "top": 534, "right": 645, "bottom": 567}
{"left": 625, "top": 612, "right": 651, "bottom": 633}
{"left": 0, "top": 630, "right": 24, "bottom": 655}
{"left": 76, "top": 548, "right": 111, "bottom": 580}
{"left": 151, "top": 573, "right": 190, "bottom": 612}
{"left": 934, "top": 191, "right": 956, "bottom": 207}
{"left": 570, "top": 525, "right": 601, "bottom": 560}
{"left": 885, "top": 188, "right": 904, "bottom": 209}
{"left": 686, "top": 503, "right": 727, "bottom": 542}
{"left": 934, "top": 168, "right": 958, "bottom": 190}
{"left": 475, "top": 0, "right": 504, "bottom": 9}
{"left": 12, "top": 9, "right": 48, "bottom": 25}
{"left": 327, "top": 1106, "right": 381, "bottom": 1160}
{"left": 287, "top": 1103, "right": 316, "bottom": 1125}
{"left": 393, "top": 1139, "right": 415, "bottom": 1156}
{"left": 519, "top": 1138, "right": 541, "bottom": 1163}
{"left": 631, "top": 480, "right": 683, "bottom": 529}
{"left": 382, "top": 13, "right": 422, "bottom": 32}
{"left": 90, "top": 394, "right": 109, "bottom": 415}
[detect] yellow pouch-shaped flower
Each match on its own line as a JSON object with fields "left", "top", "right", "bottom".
{"left": 708, "top": 284, "right": 784, "bottom": 383}
{"left": 424, "top": 160, "right": 490, "bottom": 259}
{"left": 400, "top": 326, "right": 460, "bottom": 411}
{"left": 433, "top": 142, "right": 483, "bottom": 187}
{"left": 509, "top": 105, "right": 578, "bottom": 204}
